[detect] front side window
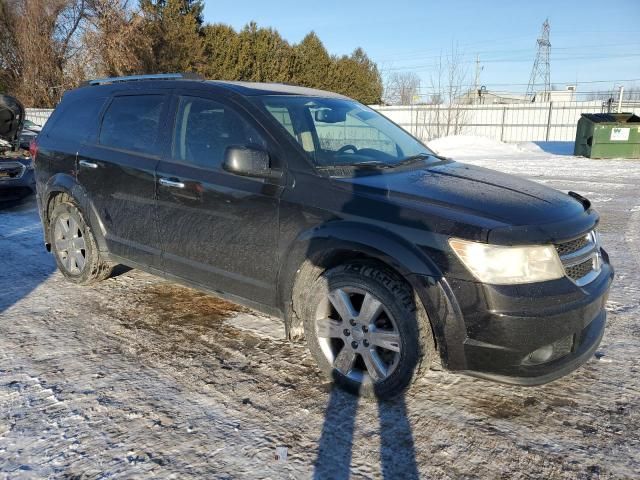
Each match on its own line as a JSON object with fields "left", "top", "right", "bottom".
{"left": 172, "top": 96, "right": 266, "bottom": 168}
{"left": 254, "top": 96, "right": 434, "bottom": 168}
{"left": 99, "top": 95, "right": 165, "bottom": 155}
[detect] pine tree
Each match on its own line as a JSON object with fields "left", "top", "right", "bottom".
{"left": 292, "top": 32, "right": 331, "bottom": 89}
{"left": 200, "top": 23, "right": 240, "bottom": 79}
{"left": 139, "top": 0, "right": 204, "bottom": 73}
{"left": 330, "top": 48, "right": 383, "bottom": 104}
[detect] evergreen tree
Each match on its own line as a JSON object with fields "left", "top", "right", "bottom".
{"left": 1, "top": 1, "right": 384, "bottom": 106}
{"left": 330, "top": 48, "right": 383, "bottom": 104}
{"left": 200, "top": 23, "right": 240, "bottom": 79}
{"left": 234, "top": 22, "right": 294, "bottom": 83}
{"left": 292, "top": 32, "right": 331, "bottom": 89}
{"left": 139, "top": 0, "right": 204, "bottom": 73}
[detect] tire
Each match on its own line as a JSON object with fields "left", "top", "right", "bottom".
{"left": 302, "top": 262, "right": 433, "bottom": 399}
{"left": 49, "top": 197, "right": 113, "bottom": 285}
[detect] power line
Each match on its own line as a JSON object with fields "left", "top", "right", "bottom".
{"left": 380, "top": 52, "right": 640, "bottom": 72}
{"left": 412, "top": 78, "right": 640, "bottom": 92}
{"left": 377, "top": 42, "right": 640, "bottom": 64}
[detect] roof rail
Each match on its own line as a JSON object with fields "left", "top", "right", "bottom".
{"left": 83, "top": 72, "right": 203, "bottom": 86}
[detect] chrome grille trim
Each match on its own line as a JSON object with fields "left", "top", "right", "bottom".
{"left": 555, "top": 231, "right": 601, "bottom": 286}
{"left": 0, "top": 161, "right": 26, "bottom": 180}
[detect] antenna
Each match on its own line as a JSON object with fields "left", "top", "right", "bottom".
{"left": 526, "top": 19, "right": 551, "bottom": 102}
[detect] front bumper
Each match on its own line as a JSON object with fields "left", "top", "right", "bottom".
{"left": 422, "top": 259, "right": 614, "bottom": 385}
{"left": 0, "top": 160, "right": 36, "bottom": 202}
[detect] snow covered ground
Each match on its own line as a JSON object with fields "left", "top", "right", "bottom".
{"left": 1, "top": 137, "right": 639, "bottom": 479}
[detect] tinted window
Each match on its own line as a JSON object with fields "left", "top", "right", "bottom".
{"left": 48, "top": 96, "right": 106, "bottom": 143}
{"left": 172, "top": 96, "right": 266, "bottom": 168}
{"left": 99, "top": 95, "right": 165, "bottom": 155}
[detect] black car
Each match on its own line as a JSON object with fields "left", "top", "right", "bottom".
{"left": 1, "top": 94, "right": 36, "bottom": 202}
{"left": 33, "top": 74, "right": 614, "bottom": 398}
{"left": 19, "top": 120, "right": 41, "bottom": 151}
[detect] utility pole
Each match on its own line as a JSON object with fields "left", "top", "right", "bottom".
{"left": 618, "top": 85, "right": 624, "bottom": 113}
{"left": 526, "top": 19, "right": 551, "bottom": 102}
{"left": 474, "top": 55, "right": 483, "bottom": 104}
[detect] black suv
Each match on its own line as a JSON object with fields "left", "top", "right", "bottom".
{"left": 33, "top": 74, "right": 613, "bottom": 398}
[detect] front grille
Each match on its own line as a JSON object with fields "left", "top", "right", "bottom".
{"left": 555, "top": 236, "right": 590, "bottom": 256}
{"left": 0, "top": 162, "right": 25, "bottom": 180}
{"left": 565, "top": 258, "right": 595, "bottom": 281}
{"left": 555, "top": 231, "right": 601, "bottom": 286}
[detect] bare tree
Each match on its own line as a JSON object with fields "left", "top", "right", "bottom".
{"left": 383, "top": 71, "right": 421, "bottom": 105}
{"left": 82, "top": 0, "right": 151, "bottom": 78}
{"left": 0, "top": 0, "right": 90, "bottom": 106}
{"left": 421, "top": 46, "right": 469, "bottom": 140}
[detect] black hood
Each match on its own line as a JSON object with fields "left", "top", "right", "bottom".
{"left": 0, "top": 95, "right": 25, "bottom": 145}
{"left": 339, "top": 161, "right": 585, "bottom": 226}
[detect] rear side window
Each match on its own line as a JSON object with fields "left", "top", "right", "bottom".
{"left": 47, "top": 96, "right": 106, "bottom": 143}
{"left": 172, "top": 96, "right": 266, "bottom": 168}
{"left": 99, "top": 95, "right": 165, "bottom": 155}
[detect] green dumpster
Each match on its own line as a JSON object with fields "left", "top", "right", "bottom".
{"left": 574, "top": 113, "right": 640, "bottom": 159}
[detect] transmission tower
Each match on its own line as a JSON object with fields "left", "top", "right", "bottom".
{"left": 526, "top": 19, "right": 551, "bottom": 101}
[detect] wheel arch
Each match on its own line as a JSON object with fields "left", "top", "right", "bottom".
{"left": 278, "top": 222, "right": 445, "bottom": 355}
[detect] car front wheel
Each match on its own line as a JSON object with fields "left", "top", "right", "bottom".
{"left": 302, "top": 262, "right": 432, "bottom": 399}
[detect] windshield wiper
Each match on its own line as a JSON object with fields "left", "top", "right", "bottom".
{"left": 393, "top": 152, "right": 443, "bottom": 167}
{"left": 317, "top": 160, "right": 389, "bottom": 170}
{"left": 317, "top": 153, "right": 446, "bottom": 171}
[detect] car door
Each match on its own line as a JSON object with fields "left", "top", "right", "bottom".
{"left": 78, "top": 92, "right": 170, "bottom": 269}
{"left": 156, "top": 93, "right": 283, "bottom": 306}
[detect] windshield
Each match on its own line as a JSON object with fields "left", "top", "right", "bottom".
{"left": 253, "top": 95, "right": 434, "bottom": 168}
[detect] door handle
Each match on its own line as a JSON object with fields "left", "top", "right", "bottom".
{"left": 79, "top": 160, "right": 98, "bottom": 169}
{"left": 159, "top": 177, "right": 186, "bottom": 189}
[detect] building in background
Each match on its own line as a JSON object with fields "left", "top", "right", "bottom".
{"left": 457, "top": 85, "right": 577, "bottom": 104}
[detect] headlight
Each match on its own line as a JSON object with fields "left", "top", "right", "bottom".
{"left": 449, "top": 238, "right": 565, "bottom": 285}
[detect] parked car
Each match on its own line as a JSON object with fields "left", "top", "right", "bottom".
{"left": 33, "top": 74, "right": 614, "bottom": 398}
{"left": 23, "top": 119, "right": 42, "bottom": 132}
{"left": 18, "top": 119, "right": 43, "bottom": 150}
{"left": 0, "top": 94, "right": 25, "bottom": 152}
{"left": 0, "top": 152, "right": 35, "bottom": 202}
{"left": 1, "top": 94, "right": 35, "bottom": 202}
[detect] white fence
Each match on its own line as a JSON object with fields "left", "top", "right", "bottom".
{"left": 27, "top": 101, "right": 640, "bottom": 144}
{"left": 25, "top": 108, "right": 53, "bottom": 127}
{"left": 371, "top": 101, "right": 640, "bottom": 143}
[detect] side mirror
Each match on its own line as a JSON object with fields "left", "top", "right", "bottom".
{"left": 223, "top": 146, "right": 279, "bottom": 179}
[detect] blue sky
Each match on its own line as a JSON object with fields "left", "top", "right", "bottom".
{"left": 203, "top": 0, "right": 640, "bottom": 96}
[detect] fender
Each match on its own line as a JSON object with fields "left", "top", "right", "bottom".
{"left": 276, "top": 220, "right": 467, "bottom": 367}
{"left": 42, "top": 173, "right": 109, "bottom": 253}
{"left": 280, "top": 220, "right": 443, "bottom": 286}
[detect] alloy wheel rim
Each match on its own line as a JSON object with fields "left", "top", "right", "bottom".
{"left": 315, "top": 286, "right": 401, "bottom": 385}
{"left": 54, "top": 214, "right": 87, "bottom": 274}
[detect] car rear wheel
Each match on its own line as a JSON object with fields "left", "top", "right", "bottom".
{"left": 302, "top": 262, "right": 432, "bottom": 399}
{"left": 50, "top": 197, "right": 112, "bottom": 285}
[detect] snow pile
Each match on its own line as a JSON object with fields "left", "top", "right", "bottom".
{"left": 428, "top": 135, "right": 523, "bottom": 158}
{"left": 427, "top": 135, "right": 575, "bottom": 159}
{"left": 516, "top": 141, "right": 575, "bottom": 156}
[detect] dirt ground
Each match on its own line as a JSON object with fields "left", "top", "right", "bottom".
{"left": 1, "top": 146, "right": 639, "bottom": 479}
